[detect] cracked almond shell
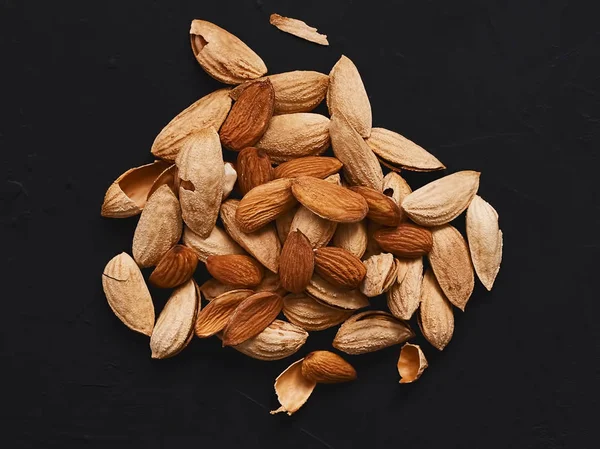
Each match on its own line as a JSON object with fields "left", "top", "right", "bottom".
{"left": 233, "top": 319, "right": 308, "bottom": 361}
{"left": 271, "top": 358, "right": 316, "bottom": 415}
{"left": 269, "top": 14, "right": 329, "bottom": 46}
{"left": 387, "top": 257, "right": 423, "bottom": 320}
{"left": 182, "top": 225, "right": 245, "bottom": 262}
{"left": 332, "top": 221, "right": 368, "bottom": 258}
{"left": 398, "top": 343, "right": 428, "bottom": 383}
{"left": 306, "top": 274, "right": 369, "bottom": 310}
{"left": 360, "top": 253, "right": 399, "bottom": 297}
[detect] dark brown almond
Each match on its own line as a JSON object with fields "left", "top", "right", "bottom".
{"left": 149, "top": 245, "right": 199, "bottom": 288}
{"left": 349, "top": 186, "right": 402, "bottom": 226}
{"left": 374, "top": 223, "right": 433, "bottom": 258}
{"left": 236, "top": 147, "right": 274, "bottom": 195}
{"left": 273, "top": 157, "right": 343, "bottom": 180}
{"left": 313, "top": 247, "right": 366, "bottom": 289}
{"left": 206, "top": 254, "right": 264, "bottom": 287}
{"left": 194, "top": 289, "right": 254, "bottom": 337}
{"left": 279, "top": 231, "right": 314, "bottom": 293}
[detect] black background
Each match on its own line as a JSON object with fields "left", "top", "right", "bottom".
{"left": 1, "top": 0, "right": 598, "bottom": 448}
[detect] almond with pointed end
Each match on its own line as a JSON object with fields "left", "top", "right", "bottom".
{"left": 466, "top": 195, "right": 502, "bottom": 290}
{"left": 402, "top": 171, "right": 480, "bottom": 226}
{"left": 233, "top": 319, "right": 308, "bottom": 361}
{"left": 194, "top": 289, "right": 254, "bottom": 337}
{"left": 151, "top": 89, "right": 232, "bottom": 161}
{"left": 236, "top": 147, "right": 274, "bottom": 195}
{"left": 283, "top": 294, "right": 352, "bottom": 331}
{"left": 255, "top": 113, "right": 330, "bottom": 163}
{"left": 360, "top": 253, "right": 399, "bottom": 297}
{"left": 274, "top": 156, "right": 342, "bottom": 180}
{"left": 313, "top": 247, "right": 366, "bottom": 289}
{"left": 301, "top": 351, "right": 356, "bottom": 384}
{"left": 182, "top": 225, "right": 245, "bottom": 262}
{"left": 428, "top": 224, "right": 474, "bottom": 311}
{"left": 387, "top": 257, "right": 423, "bottom": 320}
{"left": 150, "top": 279, "right": 199, "bottom": 359}
{"left": 222, "top": 162, "right": 237, "bottom": 199}
{"left": 333, "top": 311, "right": 415, "bottom": 355}
{"left": 132, "top": 185, "right": 182, "bottom": 268}
{"left": 190, "top": 20, "right": 267, "bottom": 84}
{"left": 398, "top": 343, "right": 428, "bottom": 383}
{"left": 350, "top": 185, "right": 402, "bottom": 226}
{"left": 222, "top": 291, "right": 283, "bottom": 346}
{"left": 366, "top": 128, "right": 445, "bottom": 172}
{"left": 327, "top": 55, "right": 371, "bottom": 138}
{"left": 306, "top": 274, "right": 369, "bottom": 310}
{"left": 419, "top": 269, "right": 454, "bottom": 350}
{"left": 333, "top": 221, "right": 368, "bottom": 258}
{"left": 206, "top": 254, "right": 264, "bottom": 288}
{"left": 271, "top": 358, "right": 316, "bottom": 415}
{"left": 382, "top": 171, "right": 412, "bottom": 207}
{"left": 269, "top": 14, "right": 329, "bottom": 46}
{"left": 291, "top": 176, "right": 368, "bottom": 223}
{"left": 101, "top": 161, "right": 171, "bottom": 218}
{"left": 374, "top": 223, "right": 433, "bottom": 258}
{"left": 102, "top": 253, "right": 155, "bottom": 336}
{"left": 149, "top": 245, "right": 198, "bottom": 288}
{"left": 220, "top": 80, "right": 275, "bottom": 151}
{"left": 279, "top": 231, "right": 314, "bottom": 293}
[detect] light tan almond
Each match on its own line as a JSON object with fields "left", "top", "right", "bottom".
{"left": 419, "top": 269, "right": 454, "bottom": 350}
{"left": 271, "top": 358, "right": 316, "bottom": 415}
{"left": 220, "top": 199, "right": 281, "bottom": 273}
{"left": 233, "top": 319, "right": 308, "bottom": 361}
{"left": 102, "top": 252, "right": 154, "bottom": 336}
{"left": 382, "top": 172, "right": 412, "bottom": 207}
{"left": 150, "top": 279, "right": 199, "bottom": 359}
{"left": 151, "top": 89, "right": 232, "bottom": 161}
{"left": 313, "top": 247, "right": 366, "bottom": 289}
{"left": 255, "top": 113, "right": 330, "bottom": 163}
{"left": 199, "top": 278, "right": 236, "bottom": 302}
{"left": 402, "top": 171, "right": 480, "bottom": 226}
{"left": 327, "top": 55, "right": 372, "bottom": 138}
{"left": 236, "top": 147, "right": 274, "bottom": 195}
{"left": 350, "top": 185, "right": 402, "bottom": 226}
{"left": 190, "top": 20, "right": 267, "bottom": 84}
{"left": 101, "top": 161, "right": 171, "bottom": 218}
{"left": 269, "top": 14, "right": 329, "bottom": 46}
{"left": 398, "top": 343, "right": 428, "bottom": 383}
{"left": 289, "top": 206, "right": 337, "bottom": 249}
{"left": 466, "top": 195, "right": 502, "bottom": 290}
{"left": 332, "top": 221, "right": 368, "bottom": 258}
{"left": 279, "top": 231, "right": 314, "bottom": 294}
{"left": 374, "top": 223, "right": 433, "bottom": 258}
{"left": 194, "top": 289, "right": 254, "bottom": 337}
{"left": 222, "top": 162, "right": 237, "bottom": 199}
{"left": 182, "top": 225, "right": 245, "bottom": 262}
{"left": 274, "top": 156, "right": 342, "bottom": 180}
{"left": 222, "top": 292, "right": 283, "bottom": 346}
{"left": 176, "top": 128, "right": 223, "bottom": 237}
{"left": 282, "top": 293, "right": 352, "bottom": 331}
{"left": 291, "top": 176, "right": 368, "bottom": 223}
{"left": 220, "top": 79, "right": 275, "bottom": 151}
{"left": 230, "top": 71, "right": 329, "bottom": 114}
{"left": 360, "top": 253, "right": 399, "bottom": 297}
{"left": 428, "top": 225, "right": 474, "bottom": 311}
{"left": 330, "top": 113, "right": 383, "bottom": 190}
{"left": 301, "top": 351, "right": 357, "bottom": 384}
{"left": 306, "top": 274, "right": 369, "bottom": 310}
{"left": 366, "top": 128, "right": 445, "bottom": 172}
{"left": 132, "top": 185, "right": 182, "bottom": 268}
{"left": 206, "top": 255, "right": 264, "bottom": 288}
{"left": 235, "top": 178, "right": 297, "bottom": 233}
{"left": 333, "top": 311, "right": 415, "bottom": 355}
{"left": 149, "top": 245, "right": 199, "bottom": 289}
{"left": 387, "top": 257, "right": 423, "bottom": 320}
{"left": 275, "top": 206, "right": 297, "bottom": 244}
{"left": 395, "top": 257, "right": 412, "bottom": 286}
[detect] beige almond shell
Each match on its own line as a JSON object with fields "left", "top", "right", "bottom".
{"left": 327, "top": 55, "right": 372, "bottom": 138}
{"left": 398, "top": 343, "right": 428, "bottom": 383}
{"left": 255, "top": 113, "right": 330, "bottom": 163}
{"left": 419, "top": 269, "right": 454, "bottom": 351}
{"left": 147, "top": 164, "right": 179, "bottom": 200}
{"left": 387, "top": 257, "right": 423, "bottom": 320}
{"left": 102, "top": 252, "right": 155, "bottom": 336}
{"left": 270, "top": 358, "right": 317, "bottom": 415}
{"left": 151, "top": 89, "right": 232, "bottom": 161}
{"left": 150, "top": 279, "right": 199, "bottom": 359}
{"left": 428, "top": 224, "right": 474, "bottom": 311}
{"left": 199, "top": 278, "right": 236, "bottom": 302}
{"left": 190, "top": 20, "right": 267, "bottom": 85}
{"left": 132, "top": 184, "right": 182, "bottom": 268}
{"left": 306, "top": 274, "right": 369, "bottom": 310}
{"left": 176, "top": 128, "right": 224, "bottom": 238}
{"left": 466, "top": 195, "right": 503, "bottom": 290}
{"left": 283, "top": 293, "right": 352, "bottom": 331}
{"left": 101, "top": 160, "right": 171, "bottom": 218}
{"left": 182, "top": 225, "right": 245, "bottom": 262}
{"left": 332, "top": 221, "right": 368, "bottom": 258}
{"left": 222, "top": 162, "right": 237, "bottom": 200}
{"left": 382, "top": 171, "right": 413, "bottom": 207}
{"left": 360, "top": 253, "right": 399, "bottom": 297}
{"left": 233, "top": 319, "right": 308, "bottom": 361}
{"left": 269, "top": 14, "right": 329, "bottom": 46}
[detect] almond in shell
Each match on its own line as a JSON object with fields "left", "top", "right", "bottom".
{"left": 182, "top": 225, "right": 245, "bottom": 262}
{"left": 233, "top": 319, "right": 308, "bottom": 361}
{"left": 360, "top": 253, "right": 399, "bottom": 297}
{"left": 387, "top": 257, "right": 423, "bottom": 320}
{"left": 306, "top": 274, "right": 369, "bottom": 310}
{"left": 301, "top": 351, "right": 357, "bottom": 384}
{"left": 282, "top": 293, "right": 352, "bottom": 331}
{"left": 419, "top": 269, "right": 454, "bottom": 350}
{"left": 332, "top": 221, "right": 368, "bottom": 258}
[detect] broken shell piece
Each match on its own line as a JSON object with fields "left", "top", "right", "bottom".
{"left": 397, "top": 343, "right": 428, "bottom": 383}
{"left": 271, "top": 358, "right": 317, "bottom": 416}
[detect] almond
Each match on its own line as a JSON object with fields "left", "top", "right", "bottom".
{"left": 219, "top": 79, "right": 275, "bottom": 151}
{"left": 291, "top": 176, "right": 368, "bottom": 223}
{"left": 398, "top": 343, "right": 428, "bottom": 383}
{"left": 374, "top": 223, "right": 433, "bottom": 258}
{"left": 271, "top": 358, "right": 316, "bottom": 415}
{"left": 382, "top": 171, "right": 412, "bottom": 207}
{"left": 236, "top": 147, "right": 274, "bottom": 195}
{"left": 222, "top": 162, "right": 237, "bottom": 199}
{"left": 273, "top": 156, "right": 342, "bottom": 180}
{"left": 387, "top": 257, "right": 423, "bottom": 320}
{"left": 282, "top": 293, "right": 352, "bottom": 331}
{"left": 233, "top": 319, "right": 308, "bottom": 361}
{"left": 147, "top": 164, "right": 179, "bottom": 199}
{"left": 199, "top": 278, "right": 236, "bottom": 302}
{"left": 313, "top": 247, "right": 366, "bottom": 289}
{"left": 306, "top": 274, "right": 369, "bottom": 310}
{"left": 194, "top": 289, "right": 254, "bottom": 337}
{"left": 350, "top": 185, "right": 402, "bottom": 226}
{"left": 332, "top": 221, "right": 368, "bottom": 258}
{"left": 235, "top": 178, "right": 297, "bottom": 233}
{"left": 222, "top": 291, "right": 283, "bottom": 346}
{"left": 182, "top": 225, "right": 245, "bottom": 262}
{"left": 301, "top": 351, "right": 357, "bottom": 384}
{"left": 275, "top": 206, "right": 297, "bottom": 244}
{"left": 149, "top": 245, "right": 198, "bottom": 288}
{"left": 269, "top": 14, "right": 329, "bottom": 46}
{"left": 360, "top": 253, "right": 399, "bottom": 297}
{"left": 206, "top": 254, "right": 264, "bottom": 288}
{"left": 279, "top": 231, "right": 314, "bottom": 294}
{"left": 419, "top": 269, "right": 454, "bottom": 350}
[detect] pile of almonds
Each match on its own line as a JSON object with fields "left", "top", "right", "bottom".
{"left": 101, "top": 18, "right": 503, "bottom": 415}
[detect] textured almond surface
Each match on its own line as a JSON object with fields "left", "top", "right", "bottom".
{"left": 279, "top": 231, "right": 314, "bottom": 294}
{"left": 222, "top": 162, "right": 237, "bottom": 199}
{"left": 206, "top": 254, "right": 264, "bottom": 288}
{"left": 222, "top": 292, "right": 283, "bottom": 346}
{"left": 387, "top": 257, "right": 423, "bottom": 320}
{"left": 306, "top": 274, "right": 369, "bottom": 310}
{"left": 360, "top": 253, "right": 399, "bottom": 297}
{"left": 419, "top": 269, "right": 454, "bottom": 350}
{"left": 274, "top": 156, "right": 342, "bottom": 180}
{"left": 236, "top": 147, "right": 274, "bottom": 195}
{"left": 283, "top": 294, "right": 352, "bottom": 331}
{"left": 350, "top": 186, "right": 402, "bottom": 226}
{"left": 194, "top": 289, "right": 254, "bottom": 337}
{"left": 301, "top": 351, "right": 357, "bottom": 384}
{"left": 374, "top": 223, "right": 433, "bottom": 258}
{"left": 398, "top": 343, "right": 428, "bottom": 383}
{"left": 182, "top": 225, "right": 245, "bottom": 262}
{"left": 271, "top": 359, "right": 316, "bottom": 415}
{"left": 149, "top": 245, "right": 198, "bottom": 289}
{"left": 382, "top": 171, "right": 413, "bottom": 207}
{"left": 289, "top": 205, "right": 337, "bottom": 249}
{"left": 314, "top": 247, "right": 366, "bottom": 289}
{"left": 333, "top": 221, "right": 368, "bottom": 258}
{"left": 269, "top": 14, "right": 329, "bottom": 46}
{"left": 233, "top": 320, "right": 308, "bottom": 361}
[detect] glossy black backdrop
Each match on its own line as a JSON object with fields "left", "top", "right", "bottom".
{"left": 1, "top": 0, "right": 598, "bottom": 447}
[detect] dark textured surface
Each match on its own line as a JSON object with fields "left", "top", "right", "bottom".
{"left": 1, "top": 1, "right": 598, "bottom": 448}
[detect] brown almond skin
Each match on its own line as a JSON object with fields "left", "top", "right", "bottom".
{"left": 195, "top": 289, "right": 254, "bottom": 338}
{"left": 206, "top": 255, "right": 265, "bottom": 287}
{"left": 301, "top": 350, "right": 357, "bottom": 384}
{"left": 222, "top": 291, "right": 283, "bottom": 346}
{"left": 350, "top": 186, "right": 402, "bottom": 226}
{"left": 374, "top": 223, "right": 433, "bottom": 257}
{"left": 279, "top": 231, "right": 314, "bottom": 293}
{"left": 219, "top": 79, "right": 275, "bottom": 151}
{"left": 273, "top": 156, "right": 343, "bottom": 180}
{"left": 149, "top": 245, "right": 198, "bottom": 289}
{"left": 314, "top": 247, "right": 366, "bottom": 289}
{"left": 237, "top": 147, "right": 274, "bottom": 195}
